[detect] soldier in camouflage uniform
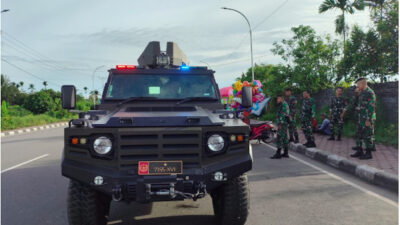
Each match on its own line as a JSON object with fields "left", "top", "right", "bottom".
{"left": 346, "top": 87, "right": 362, "bottom": 150}
{"left": 285, "top": 88, "right": 299, "bottom": 143}
{"left": 350, "top": 78, "right": 376, "bottom": 160}
{"left": 301, "top": 90, "right": 316, "bottom": 148}
{"left": 328, "top": 87, "right": 347, "bottom": 141}
{"left": 271, "top": 94, "right": 290, "bottom": 159}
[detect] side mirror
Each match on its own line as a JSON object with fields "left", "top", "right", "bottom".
{"left": 61, "top": 85, "right": 76, "bottom": 109}
{"left": 241, "top": 86, "right": 253, "bottom": 108}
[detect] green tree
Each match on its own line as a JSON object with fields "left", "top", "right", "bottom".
{"left": 271, "top": 25, "right": 341, "bottom": 91}
{"left": 28, "top": 84, "right": 35, "bottom": 93}
{"left": 1, "top": 75, "right": 24, "bottom": 105}
{"left": 339, "top": 0, "right": 398, "bottom": 82}
{"left": 319, "top": 0, "right": 365, "bottom": 45}
{"left": 83, "top": 86, "right": 88, "bottom": 95}
{"left": 365, "top": 0, "right": 385, "bottom": 21}
{"left": 23, "top": 90, "right": 55, "bottom": 114}
{"left": 43, "top": 81, "right": 48, "bottom": 90}
{"left": 373, "top": 0, "right": 398, "bottom": 78}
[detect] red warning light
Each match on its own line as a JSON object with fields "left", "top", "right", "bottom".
{"left": 116, "top": 65, "right": 137, "bottom": 70}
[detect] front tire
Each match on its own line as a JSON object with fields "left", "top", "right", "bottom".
{"left": 67, "top": 180, "right": 111, "bottom": 225}
{"left": 211, "top": 174, "right": 249, "bottom": 225}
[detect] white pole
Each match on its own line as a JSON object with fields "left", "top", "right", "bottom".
{"left": 222, "top": 7, "right": 254, "bottom": 81}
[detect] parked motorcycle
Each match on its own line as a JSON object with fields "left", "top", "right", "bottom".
{"left": 241, "top": 111, "right": 275, "bottom": 144}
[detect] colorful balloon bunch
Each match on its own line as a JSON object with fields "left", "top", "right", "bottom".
{"left": 231, "top": 80, "right": 265, "bottom": 112}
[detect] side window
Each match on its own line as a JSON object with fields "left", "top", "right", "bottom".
{"left": 106, "top": 85, "right": 113, "bottom": 97}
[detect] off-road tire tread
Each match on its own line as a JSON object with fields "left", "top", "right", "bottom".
{"left": 67, "top": 180, "right": 110, "bottom": 225}
{"left": 213, "top": 174, "right": 250, "bottom": 225}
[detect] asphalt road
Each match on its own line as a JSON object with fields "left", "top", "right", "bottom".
{"left": 1, "top": 127, "right": 398, "bottom": 225}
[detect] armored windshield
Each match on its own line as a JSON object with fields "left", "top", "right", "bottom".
{"left": 105, "top": 74, "right": 217, "bottom": 99}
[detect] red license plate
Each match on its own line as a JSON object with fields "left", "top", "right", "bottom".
{"left": 138, "top": 161, "right": 183, "bottom": 175}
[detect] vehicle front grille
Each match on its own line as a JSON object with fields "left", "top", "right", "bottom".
{"left": 117, "top": 128, "right": 202, "bottom": 171}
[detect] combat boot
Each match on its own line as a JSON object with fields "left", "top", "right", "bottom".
{"left": 282, "top": 147, "right": 289, "bottom": 158}
{"left": 289, "top": 137, "right": 294, "bottom": 143}
{"left": 270, "top": 148, "right": 282, "bottom": 159}
{"left": 360, "top": 149, "right": 373, "bottom": 160}
{"left": 328, "top": 135, "right": 335, "bottom": 141}
{"left": 351, "top": 149, "right": 364, "bottom": 158}
{"left": 336, "top": 134, "right": 341, "bottom": 141}
{"left": 352, "top": 146, "right": 362, "bottom": 151}
{"left": 294, "top": 135, "right": 299, "bottom": 144}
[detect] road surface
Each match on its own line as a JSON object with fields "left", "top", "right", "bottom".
{"left": 1, "top": 127, "right": 398, "bottom": 225}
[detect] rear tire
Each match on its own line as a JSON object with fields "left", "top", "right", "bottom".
{"left": 211, "top": 174, "right": 249, "bottom": 225}
{"left": 261, "top": 130, "right": 274, "bottom": 143}
{"left": 67, "top": 180, "right": 111, "bottom": 225}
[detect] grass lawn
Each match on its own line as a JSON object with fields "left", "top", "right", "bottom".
{"left": 1, "top": 114, "right": 71, "bottom": 131}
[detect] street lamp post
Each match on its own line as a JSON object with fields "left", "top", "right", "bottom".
{"left": 221, "top": 7, "right": 254, "bottom": 81}
{"left": 92, "top": 65, "right": 105, "bottom": 106}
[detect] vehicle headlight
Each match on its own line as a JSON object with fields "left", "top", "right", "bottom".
{"left": 207, "top": 134, "right": 225, "bottom": 152}
{"left": 93, "top": 136, "right": 112, "bottom": 155}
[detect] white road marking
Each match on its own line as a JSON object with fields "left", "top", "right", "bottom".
{"left": 263, "top": 143, "right": 398, "bottom": 208}
{"left": 1, "top": 154, "right": 49, "bottom": 173}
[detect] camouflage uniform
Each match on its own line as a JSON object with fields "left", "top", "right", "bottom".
{"left": 347, "top": 93, "right": 362, "bottom": 148}
{"left": 276, "top": 101, "right": 290, "bottom": 149}
{"left": 301, "top": 98, "right": 315, "bottom": 142}
{"left": 286, "top": 95, "right": 299, "bottom": 141}
{"left": 329, "top": 96, "right": 347, "bottom": 138}
{"left": 358, "top": 87, "right": 376, "bottom": 150}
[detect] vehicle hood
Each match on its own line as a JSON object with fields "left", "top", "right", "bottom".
{"left": 91, "top": 106, "right": 225, "bottom": 127}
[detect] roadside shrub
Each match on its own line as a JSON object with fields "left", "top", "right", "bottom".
{"left": 23, "top": 91, "right": 55, "bottom": 114}
{"left": 8, "top": 105, "right": 32, "bottom": 117}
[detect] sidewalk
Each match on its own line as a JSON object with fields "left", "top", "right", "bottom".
{"left": 297, "top": 129, "right": 398, "bottom": 175}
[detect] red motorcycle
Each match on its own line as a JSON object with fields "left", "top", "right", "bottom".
{"left": 241, "top": 111, "right": 275, "bottom": 144}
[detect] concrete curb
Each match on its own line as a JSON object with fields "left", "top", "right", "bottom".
{"left": 289, "top": 143, "right": 398, "bottom": 192}
{"left": 1, "top": 122, "right": 68, "bottom": 137}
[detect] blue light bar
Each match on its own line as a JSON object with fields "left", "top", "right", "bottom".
{"left": 181, "top": 65, "right": 190, "bottom": 70}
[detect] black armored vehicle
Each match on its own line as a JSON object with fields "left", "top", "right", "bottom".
{"left": 61, "top": 41, "right": 253, "bottom": 225}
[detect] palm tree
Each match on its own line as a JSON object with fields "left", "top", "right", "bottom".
{"left": 28, "top": 84, "right": 35, "bottom": 93}
{"left": 19, "top": 81, "right": 24, "bottom": 91}
{"left": 83, "top": 86, "right": 88, "bottom": 94}
{"left": 364, "top": 0, "right": 385, "bottom": 22}
{"left": 42, "top": 81, "right": 48, "bottom": 90}
{"left": 319, "top": 0, "right": 365, "bottom": 45}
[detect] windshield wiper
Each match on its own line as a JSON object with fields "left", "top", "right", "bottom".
{"left": 176, "top": 97, "right": 218, "bottom": 105}
{"left": 117, "top": 97, "right": 159, "bottom": 106}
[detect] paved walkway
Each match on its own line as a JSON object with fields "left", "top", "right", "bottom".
{"left": 296, "top": 129, "right": 398, "bottom": 175}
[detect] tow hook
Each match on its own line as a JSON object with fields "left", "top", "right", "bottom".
{"left": 193, "top": 182, "right": 207, "bottom": 201}
{"left": 112, "top": 185, "right": 123, "bottom": 201}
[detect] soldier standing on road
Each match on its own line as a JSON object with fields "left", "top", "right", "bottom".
{"left": 347, "top": 87, "right": 362, "bottom": 151}
{"left": 350, "top": 78, "right": 376, "bottom": 160}
{"left": 271, "top": 94, "right": 290, "bottom": 159}
{"left": 328, "top": 87, "right": 347, "bottom": 141}
{"left": 301, "top": 90, "right": 316, "bottom": 148}
{"left": 285, "top": 88, "right": 299, "bottom": 143}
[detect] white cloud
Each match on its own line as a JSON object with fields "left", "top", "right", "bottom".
{"left": 2, "top": 0, "right": 371, "bottom": 91}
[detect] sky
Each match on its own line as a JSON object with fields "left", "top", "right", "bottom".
{"left": 1, "top": 0, "right": 372, "bottom": 95}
